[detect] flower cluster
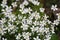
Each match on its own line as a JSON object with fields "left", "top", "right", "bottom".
{"left": 0, "top": 0, "right": 59, "bottom": 40}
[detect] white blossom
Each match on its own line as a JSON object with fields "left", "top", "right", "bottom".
{"left": 51, "top": 5, "right": 58, "bottom": 11}
{"left": 22, "top": 32, "right": 31, "bottom": 40}
{"left": 53, "top": 20, "right": 59, "bottom": 25}
{"left": 21, "top": 24, "right": 29, "bottom": 30}
{"left": 33, "top": 36, "right": 41, "bottom": 40}
{"left": 16, "top": 33, "right": 21, "bottom": 40}
{"left": 19, "top": 4, "right": 25, "bottom": 9}
{"left": 2, "top": 38, "right": 7, "bottom": 40}
{"left": 40, "top": 8, "right": 45, "bottom": 12}
{"left": 21, "top": 7, "right": 32, "bottom": 14}
{"left": 29, "top": 0, "right": 40, "bottom": 6}
{"left": 23, "top": 0, "right": 29, "bottom": 6}
{"left": 12, "top": 2, "right": 17, "bottom": 7}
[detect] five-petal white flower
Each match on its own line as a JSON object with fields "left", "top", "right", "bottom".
{"left": 51, "top": 5, "right": 58, "bottom": 11}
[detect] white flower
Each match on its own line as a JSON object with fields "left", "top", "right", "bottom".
{"left": 31, "top": 26, "right": 39, "bottom": 33}
{"left": 16, "top": 33, "right": 21, "bottom": 40}
{"left": 1, "top": 4, "right": 7, "bottom": 8}
{"left": 30, "top": 11, "right": 40, "bottom": 20}
{"left": 51, "top": 25, "right": 55, "bottom": 33}
{"left": 8, "top": 14, "right": 16, "bottom": 22}
{"left": 40, "top": 8, "right": 45, "bottom": 12}
{"left": 27, "top": 19, "right": 32, "bottom": 25}
{"left": 16, "top": 0, "right": 19, "bottom": 1}
{"left": 0, "top": 27, "right": 7, "bottom": 35}
{"left": 2, "top": 8, "right": 12, "bottom": 17}
{"left": 18, "top": 15, "right": 23, "bottom": 20}
{"left": 32, "top": 0, "right": 40, "bottom": 6}
{"left": 35, "top": 27, "right": 39, "bottom": 32}
{"left": 2, "top": 0, "right": 7, "bottom": 4}
{"left": 44, "top": 34, "right": 51, "bottom": 40}
{"left": 22, "top": 18, "right": 27, "bottom": 24}
{"left": 28, "top": 15, "right": 33, "bottom": 20}
{"left": 21, "top": 7, "right": 32, "bottom": 14}
{"left": 5, "top": 6, "right": 12, "bottom": 13}
{"left": 22, "top": 32, "right": 31, "bottom": 40}
{"left": 33, "top": 36, "right": 41, "bottom": 40}
{"left": 22, "top": 8, "right": 29, "bottom": 14}
{"left": 12, "top": 2, "right": 17, "bottom": 7}
{"left": 40, "top": 20, "right": 46, "bottom": 27}
{"left": 7, "top": 23, "right": 17, "bottom": 33}
{"left": 47, "top": 20, "right": 51, "bottom": 24}
{"left": 1, "top": 0, "right": 7, "bottom": 8}
{"left": 43, "top": 14, "right": 49, "bottom": 20}
{"left": 28, "top": 7, "right": 32, "bottom": 14}
{"left": 53, "top": 20, "right": 59, "bottom": 25}
{"left": 30, "top": 26, "right": 36, "bottom": 32}
{"left": 23, "top": 0, "right": 29, "bottom": 6}
{"left": 37, "top": 26, "right": 44, "bottom": 34}
{"left": 35, "top": 12, "right": 40, "bottom": 20}
{"left": 19, "top": 0, "right": 29, "bottom": 9}
{"left": 21, "top": 24, "right": 29, "bottom": 30}
{"left": 56, "top": 13, "right": 60, "bottom": 21}
{"left": 51, "top": 5, "right": 58, "bottom": 11}
{"left": 8, "top": 25, "right": 15, "bottom": 30}
{"left": 29, "top": 0, "right": 40, "bottom": 6}
{"left": 19, "top": 4, "right": 25, "bottom": 9}
{"left": 44, "top": 28, "right": 49, "bottom": 34}
{"left": 28, "top": 0, "right": 33, "bottom": 2}
{"left": 33, "top": 21, "right": 40, "bottom": 26}
{"left": 0, "top": 18, "right": 6, "bottom": 24}
{"left": 2, "top": 38, "right": 7, "bottom": 40}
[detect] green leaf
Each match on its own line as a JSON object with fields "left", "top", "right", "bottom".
{"left": 50, "top": 34, "right": 58, "bottom": 40}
